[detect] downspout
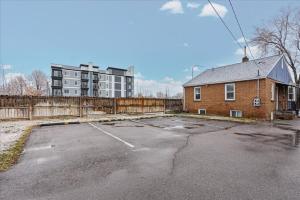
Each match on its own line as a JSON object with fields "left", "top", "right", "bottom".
{"left": 257, "top": 69, "right": 260, "bottom": 98}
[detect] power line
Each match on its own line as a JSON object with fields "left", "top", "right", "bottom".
{"left": 228, "top": 0, "right": 258, "bottom": 64}
{"left": 228, "top": 0, "right": 261, "bottom": 99}
{"left": 207, "top": 0, "right": 243, "bottom": 49}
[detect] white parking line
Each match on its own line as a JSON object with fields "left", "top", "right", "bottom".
{"left": 89, "top": 123, "right": 135, "bottom": 148}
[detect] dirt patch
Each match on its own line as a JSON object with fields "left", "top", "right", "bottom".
{"left": 0, "top": 126, "right": 34, "bottom": 172}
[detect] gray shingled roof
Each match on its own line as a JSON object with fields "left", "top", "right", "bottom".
{"left": 183, "top": 55, "right": 282, "bottom": 87}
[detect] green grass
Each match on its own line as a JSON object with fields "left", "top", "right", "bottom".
{"left": 0, "top": 126, "right": 34, "bottom": 172}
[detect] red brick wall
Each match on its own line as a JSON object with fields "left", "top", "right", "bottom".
{"left": 184, "top": 78, "right": 276, "bottom": 119}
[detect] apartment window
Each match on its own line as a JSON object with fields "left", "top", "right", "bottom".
{"left": 64, "top": 80, "right": 67, "bottom": 84}
{"left": 128, "top": 91, "right": 132, "bottom": 97}
{"left": 194, "top": 87, "right": 201, "bottom": 101}
{"left": 75, "top": 81, "right": 78, "bottom": 86}
{"left": 64, "top": 71, "right": 67, "bottom": 75}
{"left": 128, "top": 78, "right": 132, "bottom": 83}
{"left": 115, "top": 76, "right": 121, "bottom": 83}
{"left": 53, "top": 70, "right": 62, "bottom": 77}
{"left": 128, "top": 85, "right": 132, "bottom": 89}
{"left": 53, "top": 89, "right": 61, "bottom": 96}
{"left": 53, "top": 80, "right": 62, "bottom": 87}
{"left": 64, "top": 89, "right": 69, "bottom": 94}
{"left": 75, "top": 72, "right": 77, "bottom": 77}
{"left": 288, "top": 86, "right": 295, "bottom": 101}
{"left": 75, "top": 90, "right": 77, "bottom": 94}
{"left": 271, "top": 83, "right": 275, "bottom": 101}
{"left": 225, "top": 83, "right": 235, "bottom": 101}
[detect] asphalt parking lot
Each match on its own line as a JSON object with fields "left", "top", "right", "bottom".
{"left": 1, "top": 117, "right": 300, "bottom": 200}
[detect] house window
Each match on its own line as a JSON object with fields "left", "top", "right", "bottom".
{"left": 75, "top": 81, "right": 78, "bottom": 85}
{"left": 225, "top": 83, "right": 235, "bottom": 101}
{"left": 75, "top": 72, "right": 77, "bottom": 77}
{"left": 271, "top": 83, "right": 275, "bottom": 101}
{"left": 75, "top": 90, "right": 77, "bottom": 94}
{"left": 230, "top": 110, "right": 242, "bottom": 118}
{"left": 194, "top": 87, "right": 201, "bottom": 101}
{"left": 64, "top": 89, "right": 69, "bottom": 94}
{"left": 64, "top": 80, "right": 67, "bottom": 84}
{"left": 198, "top": 109, "right": 206, "bottom": 115}
{"left": 288, "top": 86, "right": 295, "bottom": 101}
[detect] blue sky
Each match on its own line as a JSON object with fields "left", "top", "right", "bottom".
{"left": 1, "top": 0, "right": 299, "bottom": 95}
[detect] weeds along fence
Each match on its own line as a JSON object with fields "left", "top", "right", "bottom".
{"left": 0, "top": 96, "right": 183, "bottom": 120}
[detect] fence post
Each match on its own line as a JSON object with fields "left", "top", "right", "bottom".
{"left": 164, "top": 99, "right": 166, "bottom": 114}
{"left": 28, "top": 96, "right": 33, "bottom": 120}
{"left": 142, "top": 98, "right": 144, "bottom": 114}
{"left": 114, "top": 98, "right": 117, "bottom": 114}
{"left": 79, "top": 97, "right": 82, "bottom": 117}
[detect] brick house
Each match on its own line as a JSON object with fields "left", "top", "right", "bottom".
{"left": 183, "top": 54, "right": 296, "bottom": 120}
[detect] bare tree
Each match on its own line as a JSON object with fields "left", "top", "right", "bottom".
{"left": 252, "top": 8, "right": 300, "bottom": 82}
{"left": 29, "top": 70, "right": 48, "bottom": 96}
{"left": 156, "top": 91, "right": 165, "bottom": 98}
{"left": 12, "top": 76, "right": 27, "bottom": 95}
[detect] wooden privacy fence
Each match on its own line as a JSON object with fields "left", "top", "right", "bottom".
{"left": 0, "top": 96, "right": 183, "bottom": 120}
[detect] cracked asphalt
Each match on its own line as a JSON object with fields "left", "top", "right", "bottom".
{"left": 1, "top": 117, "right": 300, "bottom": 200}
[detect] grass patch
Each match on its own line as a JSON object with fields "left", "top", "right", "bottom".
{"left": 0, "top": 126, "right": 34, "bottom": 172}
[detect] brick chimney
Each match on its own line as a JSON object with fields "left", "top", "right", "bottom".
{"left": 242, "top": 46, "right": 249, "bottom": 63}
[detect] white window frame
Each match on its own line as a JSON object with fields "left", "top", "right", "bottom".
{"left": 225, "top": 83, "right": 235, "bottom": 101}
{"left": 288, "top": 86, "right": 295, "bottom": 101}
{"left": 271, "top": 82, "right": 275, "bottom": 101}
{"left": 198, "top": 109, "right": 206, "bottom": 115}
{"left": 194, "top": 87, "right": 201, "bottom": 101}
{"left": 230, "top": 110, "right": 242, "bottom": 118}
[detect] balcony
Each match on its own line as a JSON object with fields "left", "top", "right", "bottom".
{"left": 81, "top": 74, "right": 89, "bottom": 80}
{"left": 93, "top": 84, "right": 99, "bottom": 90}
{"left": 81, "top": 83, "right": 89, "bottom": 89}
{"left": 93, "top": 76, "right": 99, "bottom": 82}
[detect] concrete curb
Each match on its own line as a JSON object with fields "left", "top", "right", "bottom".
{"left": 176, "top": 114, "right": 256, "bottom": 124}
{"left": 37, "top": 114, "right": 175, "bottom": 127}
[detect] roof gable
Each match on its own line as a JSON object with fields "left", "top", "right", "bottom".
{"left": 183, "top": 55, "right": 283, "bottom": 87}
{"left": 267, "top": 57, "right": 294, "bottom": 85}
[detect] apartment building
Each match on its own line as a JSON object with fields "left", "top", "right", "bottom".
{"left": 51, "top": 63, "right": 134, "bottom": 97}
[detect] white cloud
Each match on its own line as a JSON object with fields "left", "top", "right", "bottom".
{"left": 1, "top": 64, "right": 12, "bottom": 70}
{"left": 134, "top": 72, "right": 144, "bottom": 79}
{"left": 5, "top": 72, "right": 25, "bottom": 82}
{"left": 235, "top": 45, "right": 261, "bottom": 58}
{"left": 199, "top": 2, "right": 228, "bottom": 18}
{"left": 185, "top": 75, "right": 192, "bottom": 80}
{"left": 192, "top": 66, "right": 200, "bottom": 72}
{"left": 134, "top": 73, "right": 183, "bottom": 97}
{"left": 160, "top": 0, "right": 184, "bottom": 14}
{"left": 236, "top": 37, "right": 249, "bottom": 44}
{"left": 187, "top": 2, "right": 200, "bottom": 9}
{"left": 183, "top": 42, "right": 189, "bottom": 47}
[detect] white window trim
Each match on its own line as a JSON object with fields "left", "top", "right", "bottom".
{"left": 198, "top": 109, "right": 206, "bottom": 115}
{"left": 194, "top": 87, "right": 201, "bottom": 101}
{"left": 271, "top": 82, "right": 275, "bottom": 101}
{"left": 230, "top": 110, "right": 242, "bottom": 118}
{"left": 288, "top": 86, "right": 295, "bottom": 101}
{"left": 225, "top": 83, "right": 235, "bottom": 101}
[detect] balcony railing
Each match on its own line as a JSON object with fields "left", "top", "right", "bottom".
{"left": 81, "top": 74, "right": 89, "bottom": 80}
{"left": 93, "top": 76, "right": 99, "bottom": 81}
{"left": 93, "top": 84, "right": 99, "bottom": 89}
{"left": 81, "top": 83, "right": 89, "bottom": 88}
